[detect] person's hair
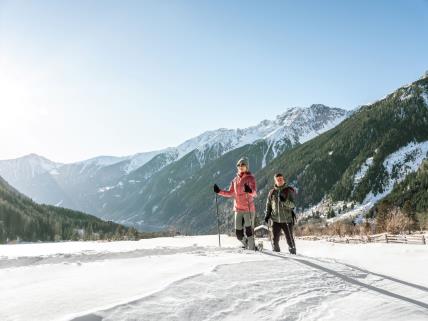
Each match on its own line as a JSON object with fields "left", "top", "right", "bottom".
{"left": 274, "top": 173, "right": 284, "bottom": 178}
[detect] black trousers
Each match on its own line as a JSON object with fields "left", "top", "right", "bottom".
{"left": 272, "top": 222, "right": 295, "bottom": 252}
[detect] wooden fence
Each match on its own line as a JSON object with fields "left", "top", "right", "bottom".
{"left": 322, "top": 233, "right": 427, "bottom": 245}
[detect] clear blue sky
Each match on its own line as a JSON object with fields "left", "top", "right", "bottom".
{"left": 1, "top": 0, "right": 427, "bottom": 163}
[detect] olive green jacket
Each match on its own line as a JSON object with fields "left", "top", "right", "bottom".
{"left": 264, "top": 185, "right": 296, "bottom": 224}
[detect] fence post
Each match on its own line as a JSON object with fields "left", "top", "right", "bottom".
{"left": 385, "top": 234, "right": 388, "bottom": 243}
{"left": 423, "top": 235, "right": 426, "bottom": 245}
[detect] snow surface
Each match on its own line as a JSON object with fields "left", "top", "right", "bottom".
{"left": 353, "top": 157, "right": 374, "bottom": 185}
{"left": 122, "top": 150, "right": 169, "bottom": 174}
{"left": 329, "top": 202, "right": 373, "bottom": 222}
{"left": 76, "top": 156, "right": 127, "bottom": 167}
{"left": 297, "top": 239, "right": 428, "bottom": 287}
{"left": 399, "top": 86, "right": 414, "bottom": 101}
{"left": 0, "top": 236, "right": 271, "bottom": 321}
{"left": 422, "top": 92, "right": 428, "bottom": 107}
{"left": 75, "top": 156, "right": 129, "bottom": 174}
{"left": 1, "top": 236, "right": 428, "bottom": 321}
{"left": 97, "top": 186, "right": 114, "bottom": 193}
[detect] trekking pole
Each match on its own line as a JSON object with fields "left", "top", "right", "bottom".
{"left": 245, "top": 192, "right": 256, "bottom": 252}
{"left": 215, "top": 194, "right": 221, "bottom": 248}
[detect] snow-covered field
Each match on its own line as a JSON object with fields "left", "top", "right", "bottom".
{"left": 1, "top": 236, "right": 427, "bottom": 321}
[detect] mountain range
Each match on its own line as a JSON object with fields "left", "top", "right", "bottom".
{"left": 2, "top": 74, "right": 428, "bottom": 234}
{"left": 0, "top": 104, "right": 348, "bottom": 232}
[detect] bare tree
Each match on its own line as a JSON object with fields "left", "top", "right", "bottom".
{"left": 385, "top": 207, "right": 409, "bottom": 234}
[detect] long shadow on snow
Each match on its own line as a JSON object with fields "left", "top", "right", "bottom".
{"left": 263, "top": 251, "right": 428, "bottom": 311}
{"left": 305, "top": 254, "right": 428, "bottom": 293}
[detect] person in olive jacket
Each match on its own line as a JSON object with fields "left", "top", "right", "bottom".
{"left": 264, "top": 173, "right": 297, "bottom": 254}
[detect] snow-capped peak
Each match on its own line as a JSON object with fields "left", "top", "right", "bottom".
{"left": 0, "top": 154, "right": 63, "bottom": 179}
{"left": 123, "top": 149, "right": 173, "bottom": 174}
{"left": 264, "top": 104, "right": 349, "bottom": 144}
{"left": 76, "top": 155, "right": 128, "bottom": 167}
{"left": 174, "top": 104, "right": 348, "bottom": 161}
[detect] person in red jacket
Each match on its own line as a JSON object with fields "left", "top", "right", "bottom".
{"left": 214, "top": 157, "right": 257, "bottom": 250}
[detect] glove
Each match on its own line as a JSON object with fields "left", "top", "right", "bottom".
{"left": 279, "top": 194, "right": 286, "bottom": 202}
{"left": 213, "top": 184, "right": 220, "bottom": 194}
{"left": 244, "top": 183, "right": 252, "bottom": 193}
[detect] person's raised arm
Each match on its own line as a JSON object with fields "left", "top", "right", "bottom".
{"left": 218, "top": 180, "right": 235, "bottom": 198}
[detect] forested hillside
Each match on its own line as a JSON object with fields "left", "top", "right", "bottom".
{"left": 0, "top": 176, "right": 143, "bottom": 243}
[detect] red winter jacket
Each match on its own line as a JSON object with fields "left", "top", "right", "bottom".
{"left": 218, "top": 171, "right": 257, "bottom": 212}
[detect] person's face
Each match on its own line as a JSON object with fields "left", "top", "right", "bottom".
{"left": 274, "top": 176, "right": 285, "bottom": 186}
{"left": 237, "top": 163, "right": 247, "bottom": 173}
